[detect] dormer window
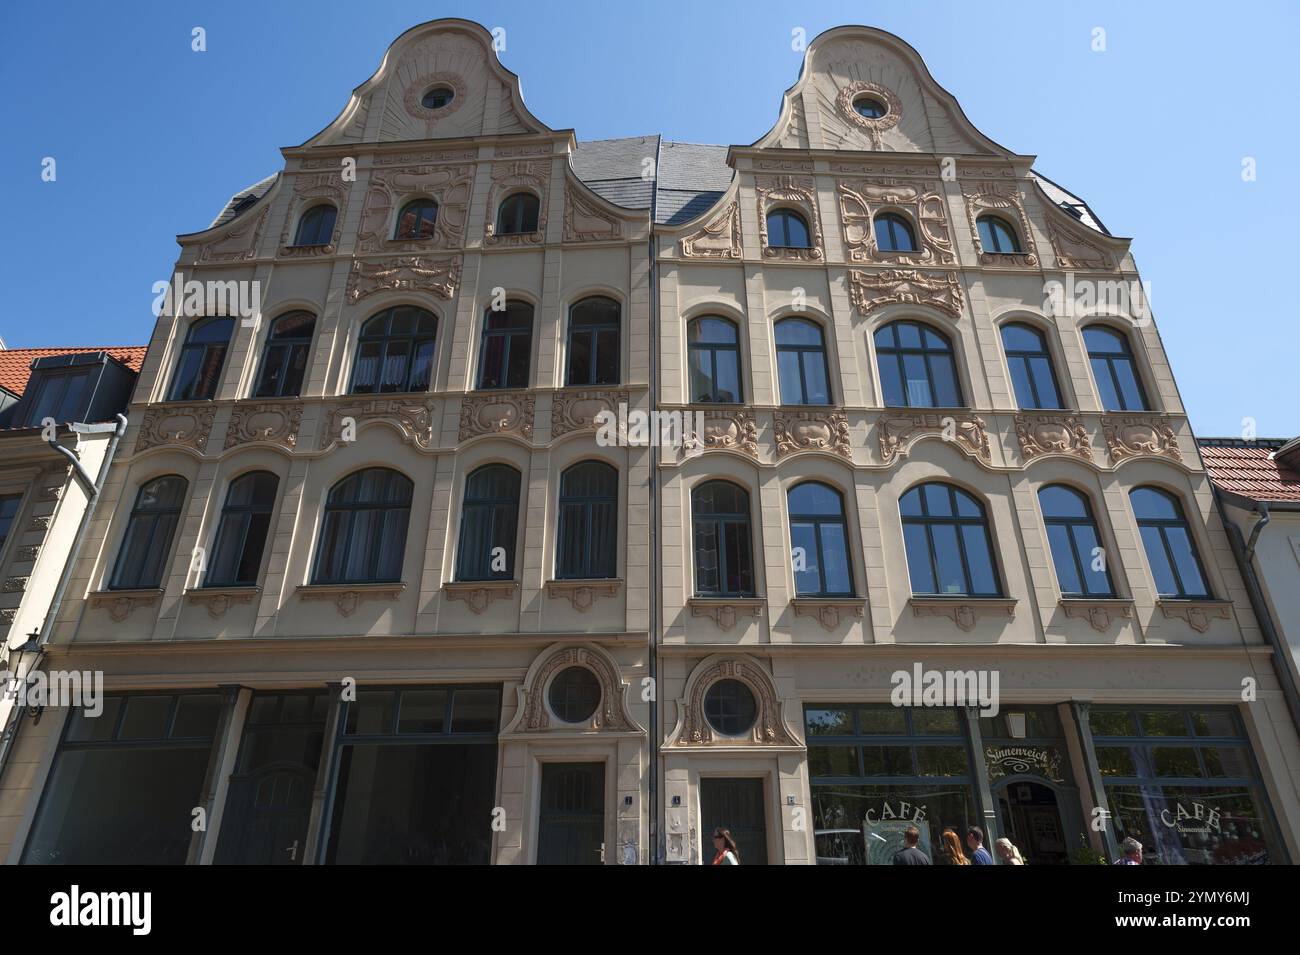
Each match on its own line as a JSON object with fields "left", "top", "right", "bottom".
{"left": 23, "top": 367, "right": 92, "bottom": 426}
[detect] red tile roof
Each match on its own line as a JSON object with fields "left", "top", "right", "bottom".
{"left": 0, "top": 346, "right": 147, "bottom": 398}
{"left": 1199, "top": 440, "right": 1300, "bottom": 503}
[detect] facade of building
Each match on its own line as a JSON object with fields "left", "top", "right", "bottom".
{"left": 0, "top": 19, "right": 1297, "bottom": 865}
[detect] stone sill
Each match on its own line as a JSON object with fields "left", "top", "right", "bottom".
{"left": 443, "top": 580, "right": 519, "bottom": 614}
{"left": 688, "top": 596, "right": 764, "bottom": 633}
{"left": 1157, "top": 598, "right": 1233, "bottom": 634}
{"left": 545, "top": 579, "right": 622, "bottom": 612}
{"left": 790, "top": 597, "right": 867, "bottom": 632}
{"left": 184, "top": 586, "right": 260, "bottom": 619}
{"left": 909, "top": 596, "right": 1017, "bottom": 633}
{"left": 88, "top": 588, "right": 164, "bottom": 622}
{"left": 295, "top": 582, "right": 404, "bottom": 617}
{"left": 1059, "top": 597, "right": 1133, "bottom": 633}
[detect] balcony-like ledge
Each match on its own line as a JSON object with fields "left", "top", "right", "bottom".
{"left": 790, "top": 597, "right": 867, "bottom": 632}
{"left": 1158, "top": 598, "right": 1233, "bottom": 634}
{"left": 88, "top": 588, "right": 164, "bottom": 623}
{"left": 909, "top": 596, "right": 1016, "bottom": 633}
{"left": 184, "top": 586, "right": 260, "bottom": 619}
{"left": 1060, "top": 597, "right": 1134, "bottom": 633}
{"left": 688, "top": 596, "right": 765, "bottom": 633}
{"left": 296, "top": 582, "right": 404, "bottom": 618}
{"left": 443, "top": 580, "right": 519, "bottom": 615}
{"left": 545, "top": 579, "right": 622, "bottom": 612}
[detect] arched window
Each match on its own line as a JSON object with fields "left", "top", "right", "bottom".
{"left": 206, "top": 471, "right": 279, "bottom": 587}
{"left": 254, "top": 311, "right": 315, "bottom": 398}
{"left": 456, "top": 465, "right": 521, "bottom": 581}
{"left": 1130, "top": 487, "right": 1210, "bottom": 599}
{"left": 169, "top": 317, "right": 233, "bottom": 401}
{"left": 555, "top": 461, "right": 618, "bottom": 579}
{"left": 312, "top": 468, "right": 412, "bottom": 585}
{"left": 1039, "top": 485, "right": 1113, "bottom": 597}
{"left": 874, "top": 213, "right": 917, "bottom": 253}
{"left": 350, "top": 306, "right": 437, "bottom": 395}
{"left": 496, "top": 192, "right": 540, "bottom": 235}
{"left": 477, "top": 301, "right": 533, "bottom": 389}
{"left": 775, "top": 318, "right": 831, "bottom": 405}
{"left": 900, "top": 483, "right": 1000, "bottom": 596}
{"left": 111, "top": 475, "right": 187, "bottom": 590}
{"left": 977, "top": 215, "right": 1021, "bottom": 254}
{"left": 1001, "top": 323, "right": 1063, "bottom": 410}
{"left": 394, "top": 198, "right": 438, "bottom": 240}
{"left": 767, "top": 208, "right": 811, "bottom": 249}
{"left": 692, "top": 480, "right": 754, "bottom": 597}
{"left": 788, "top": 482, "right": 852, "bottom": 597}
{"left": 687, "top": 317, "right": 742, "bottom": 403}
{"left": 1084, "top": 326, "right": 1149, "bottom": 412}
{"left": 293, "top": 204, "right": 337, "bottom": 247}
{"left": 874, "top": 320, "right": 962, "bottom": 408}
{"left": 566, "top": 296, "right": 620, "bottom": 386}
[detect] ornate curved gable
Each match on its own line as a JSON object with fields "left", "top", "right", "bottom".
{"left": 755, "top": 26, "right": 1013, "bottom": 156}
{"left": 304, "top": 18, "right": 552, "bottom": 146}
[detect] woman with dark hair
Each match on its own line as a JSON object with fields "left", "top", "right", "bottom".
{"left": 941, "top": 828, "right": 969, "bottom": 865}
{"left": 711, "top": 828, "right": 740, "bottom": 865}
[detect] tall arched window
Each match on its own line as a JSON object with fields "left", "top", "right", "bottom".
{"left": 767, "top": 209, "right": 811, "bottom": 249}
{"left": 900, "top": 483, "right": 999, "bottom": 596}
{"left": 1039, "top": 484, "right": 1113, "bottom": 597}
{"left": 312, "top": 468, "right": 412, "bottom": 585}
{"left": 496, "top": 192, "right": 540, "bottom": 235}
{"left": 293, "top": 204, "right": 337, "bottom": 247}
{"left": 111, "top": 475, "right": 188, "bottom": 590}
{"left": 775, "top": 318, "right": 831, "bottom": 405}
{"left": 788, "top": 482, "right": 852, "bottom": 597}
{"left": 456, "top": 465, "right": 521, "bottom": 581}
{"left": 254, "top": 311, "right": 315, "bottom": 398}
{"left": 555, "top": 461, "right": 618, "bottom": 579}
{"left": 687, "top": 317, "right": 742, "bottom": 403}
{"left": 169, "top": 317, "right": 233, "bottom": 401}
{"left": 1001, "top": 322, "right": 1063, "bottom": 410}
{"left": 566, "top": 296, "right": 620, "bottom": 386}
{"left": 874, "top": 320, "right": 962, "bottom": 408}
{"left": 350, "top": 306, "right": 437, "bottom": 395}
{"left": 478, "top": 301, "right": 533, "bottom": 389}
{"left": 692, "top": 480, "right": 754, "bottom": 597}
{"left": 874, "top": 213, "right": 917, "bottom": 253}
{"left": 1130, "top": 487, "right": 1210, "bottom": 599}
{"left": 976, "top": 215, "right": 1021, "bottom": 254}
{"left": 1085, "top": 326, "right": 1149, "bottom": 412}
{"left": 394, "top": 198, "right": 438, "bottom": 240}
{"left": 206, "top": 471, "right": 279, "bottom": 587}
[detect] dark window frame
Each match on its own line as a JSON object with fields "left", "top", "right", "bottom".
{"left": 687, "top": 316, "right": 743, "bottom": 404}
{"left": 900, "top": 483, "right": 1002, "bottom": 598}
{"left": 477, "top": 301, "right": 534, "bottom": 390}
{"left": 555, "top": 461, "right": 618, "bottom": 580}
{"left": 110, "top": 475, "right": 187, "bottom": 590}
{"left": 393, "top": 198, "right": 439, "bottom": 240}
{"left": 874, "top": 212, "right": 918, "bottom": 253}
{"left": 455, "top": 464, "right": 522, "bottom": 582}
{"left": 692, "top": 480, "right": 756, "bottom": 598}
{"left": 1039, "top": 483, "right": 1115, "bottom": 598}
{"left": 205, "top": 471, "right": 279, "bottom": 588}
{"left": 168, "top": 316, "right": 233, "bottom": 402}
{"left": 774, "top": 317, "right": 832, "bottom": 406}
{"left": 254, "top": 310, "right": 315, "bottom": 399}
{"left": 874, "top": 320, "right": 964, "bottom": 408}
{"left": 349, "top": 306, "right": 437, "bottom": 395}
{"left": 976, "top": 214, "right": 1021, "bottom": 254}
{"left": 293, "top": 203, "right": 337, "bottom": 247}
{"left": 1084, "top": 325, "right": 1150, "bottom": 412}
{"left": 1001, "top": 322, "right": 1064, "bottom": 410}
{"left": 565, "top": 296, "right": 621, "bottom": 386}
{"left": 766, "top": 207, "right": 812, "bottom": 249}
{"left": 311, "top": 468, "right": 413, "bottom": 586}
{"left": 788, "top": 481, "right": 854, "bottom": 597}
{"left": 1131, "top": 487, "right": 1212, "bottom": 599}
{"left": 495, "top": 192, "right": 540, "bottom": 235}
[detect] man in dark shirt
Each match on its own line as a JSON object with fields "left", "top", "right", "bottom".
{"left": 892, "top": 826, "right": 931, "bottom": 865}
{"left": 967, "top": 826, "right": 994, "bottom": 865}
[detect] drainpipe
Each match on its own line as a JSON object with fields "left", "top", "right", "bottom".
{"left": 1244, "top": 501, "right": 1270, "bottom": 563}
{"left": 647, "top": 136, "right": 662, "bottom": 866}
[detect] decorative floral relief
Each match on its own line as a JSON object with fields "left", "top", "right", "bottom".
{"left": 963, "top": 182, "right": 1039, "bottom": 267}
{"left": 835, "top": 81, "right": 903, "bottom": 148}
{"left": 681, "top": 409, "right": 758, "bottom": 459}
{"left": 483, "top": 160, "right": 549, "bottom": 246}
{"left": 848, "top": 268, "right": 964, "bottom": 319}
{"left": 345, "top": 254, "right": 461, "bottom": 302}
{"left": 773, "top": 409, "right": 852, "bottom": 459}
{"left": 1046, "top": 217, "right": 1116, "bottom": 271}
{"left": 458, "top": 392, "right": 535, "bottom": 443}
{"left": 186, "top": 589, "right": 257, "bottom": 619}
{"left": 297, "top": 584, "right": 403, "bottom": 618}
{"left": 546, "top": 579, "right": 621, "bottom": 612}
{"left": 443, "top": 581, "right": 518, "bottom": 614}
{"left": 135, "top": 404, "right": 216, "bottom": 453}
{"left": 370, "top": 149, "right": 478, "bottom": 167}
{"left": 839, "top": 179, "right": 954, "bottom": 265}
{"left": 199, "top": 206, "right": 269, "bottom": 263}
{"left": 688, "top": 598, "right": 763, "bottom": 633}
{"left": 910, "top": 598, "right": 1015, "bottom": 633}
{"left": 224, "top": 401, "right": 303, "bottom": 450}
{"left": 1061, "top": 599, "right": 1132, "bottom": 633}
{"left": 680, "top": 201, "right": 741, "bottom": 259}
{"left": 355, "top": 163, "right": 472, "bottom": 252}
{"left": 319, "top": 398, "right": 436, "bottom": 451}
{"left": 1158, "top": 600, "right": 1231, "bottom": 634}
{"left": 89, "top": 590, "right": 161, "bottom": 623}
{"left": 878, "top": 412, "right": 990, "bottom": 465}
{"left": 756, "top": 175, "right": 824, "bottom": 260}
{"left": 550, "top": 390, "right": 628, "bottom": 438}
{"left": 278, "top": 173, "right": 347, "bottom": 257}
{"left": 1014, "top": 413, "right": 1093, "bottom": 462}
{"left": 563, "top": 187, "right": 622, "bottom": 243}
{"left": 400, "top": 71, "right": 468, "bottom": 128}
{"left": 678, "top": 657, "right": 796, "bottom": 746}
{"left": 517, "top": 645, "right": 634, "bottom": 732}
{"left": 792, "top": 598, "right": 865, "bottom": 632}
{"left": 1103, "top": 416, "right": 1181, "bottom": 464}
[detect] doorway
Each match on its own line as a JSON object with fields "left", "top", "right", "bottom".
{"left": 700, "top": 777, "right": 768, "bottom": 865}
{"left": 537, "top": 762, "right": 606, "bottom": 864}
{"left": 997, "top": 780, "right": 1069, "bottom": 865}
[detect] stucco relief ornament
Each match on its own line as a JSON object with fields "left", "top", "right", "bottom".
{"left": 1046, "top": 217, "right": 1116, "bottom": 271}
{"left": 563, "top": 187, "right": 622, "bottom": 242}
{"left": 773, "top": 409, "right": 852, "bottom": 459}
{"left": 1014, "top": 413, "right": 1093, "bottom": 462}
{"left": 680, "top": 201, "right": 741, "bottom": 259}
{"left": 319, "top": 398, "right": 436, "bottom": 451}
{"left": 1103, "top": 416, "right": 1182, "bottom": 464}
{"left": 345, "top": 255, "right": 461, "bottom": 303}
{"left": 681, "top": 409, "right": 758, "bottom": 459}
{"left": 135, "top": 405, "right": 216, "bottom": 453}
{"left": 836, "top": 81, "right": 903, "bottom": 149}
{"left": 679, "top": 659, "right": 797, "bottom": 746}
{"left": 199, "top": 205, "right": 269, "bottom": 263}
{"left": 224, "top": 402, "right": 303, "bottom": 450}
{"left": 848, "top": 268, "right": 964, "bottom": 319}
{"left": 838, "top": 179, "right": 955, "bottom": 264}
{"left": 878, "top": 413, "right": 991, "bottom": 465}
{"left": 756, "top": 175, "right": 823, "bottom": 260}
{"left": 963, "top": 182, "right": 1038, "bottom": 267}
{"left": 518, "top": 646, "right": 634, "bottom": 732}
{"left": 458, "top": 392, "right": 535, "bottom": 443}
{"left": 401, "top": 72, "right": 468, "bottom": 129}
{"left": 483, "top": 160, "right": 549, "bottom": 247}
{"left": 278, "top": 173, "right": 347, "bottom": 257}
{"left": 550, "top": 390, "right": 628, "bottom": 437}
{"left": 356, "top": 164, "right": 473, "bottom": 253}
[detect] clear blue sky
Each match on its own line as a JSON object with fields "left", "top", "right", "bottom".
{"left": 2, "top": 0, "right": 1295, "bottom": 437}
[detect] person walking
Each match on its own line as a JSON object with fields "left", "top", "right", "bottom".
{"left": 995, "top": 837, "right": 1025, "bottom": 865}
{"left": 966, "top": 826, "right": 994, "bottom": 865}
{"left": 941, "top": 828, "right": 969, "bottom": 865}
{"left": 1114, "top": 837, "right": 1143, "bottom": 865}
{"left": 892, "top": 825, "right": 932, "bottom": 865}
{"left": 710, "top": 828, "right": 740, "bottom": 865}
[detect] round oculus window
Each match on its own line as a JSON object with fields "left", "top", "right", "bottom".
{"left": 703, "top": 679, "right": 757, "bottom": 737}
{"left": 853, "top": 96, "right": 887, "bottom": 119}
{"left": 548, "top": 666, "right": 601, "bottom": 724}
{"left": 421, "top": 86, "right": 454, "bottom": 110}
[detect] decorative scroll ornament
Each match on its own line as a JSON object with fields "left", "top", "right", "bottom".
{"left": 546, "top": 579, "right": 621, "bottom": 612}
{"left": 963, "top": 181, "right": 1039, "bottom": 267}
{"left": 516, "top": 645, "right": 635, "bottom": 732}
{"left": 483, "top": 160, "right": 549, "bottom": 246}
{"left": 1103, "top": 416, "right": 1181, "bottom": 465}
{"left": 835, "top": 81, "right": 903, "bottom": 148}
{"left": 680, "top": 201, "right": 741, "bottom": 259}
{"left": 689, "top": 598, "right": 763, "bottom": 633}
{"left": 297, "top": 584, "right": 403, "bottom": 617}
{"left": 355, "top": 163, "right": 472, "bottom": 252}
{"left": 910, "top": 597, "right": 1015, "bottom": 633}
{"left": 1014, "top": 413, "right": 1093, "bottom": 462}
{"left": 186, "top": 589, "right": 257, "bottom": 619}
{"left": 848, "top": 268, "right": 964, "bottom": 319}
{"left": 135, "top": 404, "right": 217, "bottom": 453}
{"left": 563, "top": 186, "right": 623, "bottom": 243}
{"left": 1061, "top": 599, "right": 1132, "bottom": 633}
{"left": 458, "top": 392, "right": 535, "bottom": 443}
{"left": 756, "top": 175, "right": 824, "bottom": 260}
{"left": 678, "top": 657, "right": 797, "bottom": 746}
{"left": 1159, "top": 600, "right": 1231, "bottom": 634}
{"left": 1046, "top": 217, "right": 1116, "bottom": 271}
{"left": 839, "top": 179, "right": 955, "bottom": 264}
{"left": 792, "top": 598, "right": 865, "bottom": 632}
{"left": 89, "top": 590, "right": 161, "bottom": 623}
{"left": 198, "top": 206, "right": 269, "bottom": 263}
{"left": 224, "top": 402, "right": 303, "bottom": 450}
{"left": 878, "top": 412, "right": 990, "bottom": 465}
{"left": 345, "top": 255, "right": 461, "bottom": 302}
{"left": 773, "top": 409, "right": 852, "bottom": 459}
{"left": 278, "top": 173, "right": 347, "bottom": 257}
{"left": 319, "top": 398, "right": 436, "bottom": 451}
{"left": 400, "top": 71, "right": 468, "bottom": 130}
{"left": 443, "top": 581, "right": 518, "bottom": 614}
{"left": 681, "top": 409, "right": 758, "bottom": 459}
{"left": 550, "top": 389, "right": 628, "bottom": 438}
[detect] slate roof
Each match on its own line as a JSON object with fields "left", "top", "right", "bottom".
{"left": 0, "top": 347, "right": 147, "bottom": 398}
{"left": 207, "top": 173, "right": 280, "bottom": 230}
{"left": 1198, "top": 438, "right": 1300, "bottom": 504}
{"left": 570, "top": 135, "right": 658, "bottom": 210}
{"left": 654, "top": 141, "right": 733, "bottom": 225}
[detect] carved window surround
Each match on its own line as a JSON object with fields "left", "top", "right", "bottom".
{"left": 790, "top": 597, "right": 867, "bottom": 632}
{"left": 88, "top": 589, "right": 164, "bottom": 623}
{"left": 773, "top": 408, "right": 852, "bottom": 460}
{"left": 184, "top": 586, "right": 259, "bottom": 619}
{"left": 1157, "top": 598, "right": 1232, "bottom": 634}
{"left": 224, "top": 399, "right": 304, "bottom": 451}
{"left": 756, "top": 175, "right": 824, "bottom": 261}
{"left": 838, "top": 179, "right": 955, "bottom": 265}
{"left": 550, "top": 388, "right": 629, "bottom": 438}
{"left": 673, "top": 655, "right": 798, "bottom": 747}
{"left": 688, "top": 597, "right": 765, "bottom": 633}
{"left": 296, "top": 582, "right": 404, "bottom": 617}
{"left": 458, "top": 391, "right": 536, "bottom": 444}
{"left": 545, "top": 579, "right": 622, "bottom": 612}
{"left": 135, "top": 403, "right": 217, "bottom": 453}
{"left": 443, "top": 580, "right": 519, "bottom": 614}
{"left": 1059, "top": 597, "right": 1133, "bottom": 633}
{"left": 680, "top": 406, "right": 758, "bottom": 460}
{"left": 1014, "top": 413, "right": 1093, "bottom": 463}
{"left": 505, "top": 643, "right": 641, "bottom": 734}
{"left": 909, "top": 596, "right": 1016, "bottom": 633}
{"left": 962, "top": 181, "right": 1039, "bottom": 268}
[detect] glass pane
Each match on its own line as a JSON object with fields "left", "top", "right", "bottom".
{"left": 776, "top": 350, "right": 803, "bottom": 404}
{"left": 931, "top": 524, "right": 966, "bottom": 594}
{"left": 451, "top": 688, "right": 500, "bottom": 733}
{"left": 916, "top": 745, "right": 969, "bottom": 777}
{"left": 1047, "top": 524, "right": 1083, "bottom": 595}
{"left": 801, "top": 351, "right": 830, "bottom": 404}
{"left": 1141, "top": 711, "right": 1189, "bottom": 737}
{"left": 118, "top": 696, "right": 174, "bottom": 740}
{"left": 346, "top": 691, "right": 396, "bottom": 735}
{"left": 172, "top": 694, "right": 222, "bottom": 739}
{"left": 912, "top": 709, "right": 960, "bottom": 735}
{"left": 805, "top": 707, "right": 853, "bottom": 735}
{"left": 1191, "top": 711, "right": 1239, "bottom": 738}
{"left": 1165, "top": 526, "right": 1209, "bottom": 597}
{"left": 819, "top": 524, "right": 852, "bottom": 595}
{"left": 903, "top": 523, "right": 934, "bottom": 593}
{"left": 790, "top": 523, "right": 820, "bottom": 595}
{"left": 857, "top": 707, "right": 907, "bottom": 735}
{"left": 1090, "top": 356, "right": 1121, "bottom": 411}
{"left": 1140, "top": 525, "right": 1179, "bottom": 596}
{"left": 861, "top": 746, "right": 914, "bottom": 776}
{"left": 398, "top": 689, "right": 447, "bottom": 734}
{"left": 808, "top": 745, "right": 858, "bottom": 777}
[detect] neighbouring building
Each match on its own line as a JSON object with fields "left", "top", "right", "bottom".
{"left": 0, "top": 19, "right": 1296, "bottom": 865}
